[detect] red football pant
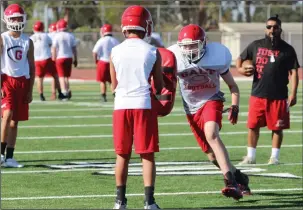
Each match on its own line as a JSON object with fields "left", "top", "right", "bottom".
{"left": 1, "top": 74, "right": 29, "bottom": 121}
{"left": 113, "top": 109, "right": 159, "bottom": 154}
{"left": 186, "top": 101, "right": 224, "bottom": 153}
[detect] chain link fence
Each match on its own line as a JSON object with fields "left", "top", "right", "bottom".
{"left": 1, "top": 2, "right": 302, "bottom": 68}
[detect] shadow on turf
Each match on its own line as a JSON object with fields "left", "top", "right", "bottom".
{"left": 202, "top": 202, "right": 303, "bottom": 209}
{"left": 256, "top": 192, "right": 303, "bottom": 197}
{"left": 201, "top": 192, "right": 303, "bottom": 209}
{"left": 18, "top": 157, "right": 140, "bottom": 168}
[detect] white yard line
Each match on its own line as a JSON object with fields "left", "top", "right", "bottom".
{"left": 30, "top": 108, "right": 113, "bottom": 112}
{"left": 64, "top": 94, "right": 303, "bottom": 100}
{"left": 38, "top": 91, "right": 303, "bottom": 96}
{"left": 29, "top": 106, "right": 303, "bottom": 112}
{"left": 19, "top": 120, "right": 303, "bottom": 128}
{"left": 28, "top": 112, "right": 303, "bottom": 119}
{"left": 2, "top": 188, "right": 302, "bottom": 201}
{"left": 12, "top": 144, "right": 303, "bottom": 154}
{"left": 17, "top": 130, "right": 303, "bottom": 140}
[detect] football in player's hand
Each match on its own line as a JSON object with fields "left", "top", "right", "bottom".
{"left": 242, "top": 60, "right": 255, "bottom": 77}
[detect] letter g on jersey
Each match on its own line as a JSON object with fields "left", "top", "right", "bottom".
{"left": 7, "top": 46, "right": 23, "bottom": 62}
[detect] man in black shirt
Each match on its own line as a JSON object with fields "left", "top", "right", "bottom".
{"left": 236, "top": 15, "right": 300, "bottom": 165}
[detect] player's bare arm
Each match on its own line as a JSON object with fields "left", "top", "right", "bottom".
{"left": 152, "top": 49, "right": 163, "bottom": 94}
{"left": 109, "top": 55, "right": 117, "bottom": 93}
{"left": 27, "top": 39, "right": 35, "bottom": 103}
{"left": 0, "top": 36, "right": 3, "bottom": 97}
{"left": 221, "top": 70, "right": 240, "bottom": 124}
{"left": 288, "top": 68, "right": 299, "bottom": 107}
{"left": 0, "top": 36, "right": 3, "bottom": 56}
{"left": 51, "top": 46, "right": 56, "bottom": 61}
{"left": 92, "top": 52, "right": 98, "bottom": 64}
{"left": 72, "top": 46, "right": 78, "bottom": 67}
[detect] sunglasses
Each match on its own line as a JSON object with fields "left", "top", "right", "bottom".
{"left": 266, "top": 25, "right": 280, "bottom": 30}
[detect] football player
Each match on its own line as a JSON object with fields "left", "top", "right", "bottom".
{"left": 92, "top": 24, "right": 120, "bottom": 102}
{"left": 46, "top": 22, "right": 65, "bottom": 100}
{"left": 30, "top": 21, "right": 64, "bottom": 101}
{"left": 51, "top": 19, "right": 77, "bottom": 100}
{"left": 110, "top": 5, "right": 163, "bottom": 209}
{"left": 1, "top": 4, "right": 35, "bottom": 167}
{"left": 168, "top": 24, "right": 251, "bottom": 200}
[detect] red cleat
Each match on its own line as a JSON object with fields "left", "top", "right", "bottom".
{"left": 222, "top": 185, "right": 243, "bottom": 200}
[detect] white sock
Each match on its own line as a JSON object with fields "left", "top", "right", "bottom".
{"left": 271, "top": 148, "right": 280, "bottom": 159}
{"left": 247, "top": 147, "right": 256, "bottom": 159}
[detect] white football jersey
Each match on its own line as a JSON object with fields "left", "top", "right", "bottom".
{"left": 52, "top": 31, "right": 77, "bottom": 59}
{"left": 30, "top": 32, "right": 52, "bottom": 61}
{"left": 168, "top": 42, "right": 232, "bottom": 114}
{"left": 92, "top": 36, "right": 120, "bottom": 62}
{"left": 1, "top": 31, "right": 30, "bottom": 78}
{"left": 48, "top": 32, "right": 56, "bottom": 42}
{"left": 111, "top": 38, "right": 157, "bottom": 110}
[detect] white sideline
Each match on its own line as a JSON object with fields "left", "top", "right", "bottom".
{"left": 19, "top": 120, "right": 303, "bottom": 128}
{"left": 17, "top": 130, "right": 303, "bottom": 140}
{"left": 2, "top": 188, "right": 302, "bottom": 201}
{"left": 13, "top": 144, "right": 303, "bottom": 154}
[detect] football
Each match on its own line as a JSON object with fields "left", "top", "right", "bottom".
{"left": 242, "top": 59, "right": 253, "bottom": 67}
{"left": 241, "top": 60, "right": 255, "bottom": 77}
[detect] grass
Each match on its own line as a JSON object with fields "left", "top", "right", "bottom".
{"left": 1, "top": 81, "right": 302, "bottom": 209}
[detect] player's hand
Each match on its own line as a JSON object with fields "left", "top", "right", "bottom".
{"left": 288, "top": 94, "right": 297, "bottom": 107}
{"left": 1, "top": 89, "right": 5, "bottom": 98}
{"left": 228, "top": 105, "right": 239, "bottom": 125}
{"left": 25, "top": 92, "right": 33, "bottom": 104}
{"left": 73, "top": 59, "right": 78, "bottom": 68}
{"left": 243, "top": 65, "right": 254, "bottom": 77}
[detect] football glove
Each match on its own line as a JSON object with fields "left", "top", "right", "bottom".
{"left": 228, "top": 105, "right": 239, "bottom": 125}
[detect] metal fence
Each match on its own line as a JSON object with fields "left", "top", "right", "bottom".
{"left": 2, "top": 3, "right": 301, "bottom": 33}
{"left": 72, "top": 31, "right": 302, "bottom": 68}
{"left": 41, "top": 4, "right": 303, "bottom": 31}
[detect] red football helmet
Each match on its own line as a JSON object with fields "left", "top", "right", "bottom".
{"left": 48, "top": 23, "right": 57, "bottom": 33}
{"left": 177, "top": 24, "right": 206, "bottom": 63}
{"left": 56, "top": 19, "right": 67, "bottom": 31}
{"left": 121, "top": 5, "right": 153, "bottom": 39}
{"left": 100, "top": 24, "right": 112, "bottom": 36}
{"left": 3, "top": 4, "right": 26, "bottom": 32}
{"left": 33, "top": 21, "right": 44, "bottom": 32}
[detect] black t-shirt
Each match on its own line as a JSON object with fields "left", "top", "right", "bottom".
{"left": 240, "top": 38, "right": 300, "bottom": 99}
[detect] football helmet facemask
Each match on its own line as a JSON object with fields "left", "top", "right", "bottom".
{"left": 3, "top": 4, "right": 26, "bottom": 32}
{"left": 177, "top": 24, "right": 206, "bottom": 63}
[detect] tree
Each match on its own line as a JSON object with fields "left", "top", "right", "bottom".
{"left": 61, "top": 1, "right": 102, "bottom": 30}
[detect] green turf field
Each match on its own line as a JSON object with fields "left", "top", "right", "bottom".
{"left": 1, "top": 80, "right": 302, "bottom": 209}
